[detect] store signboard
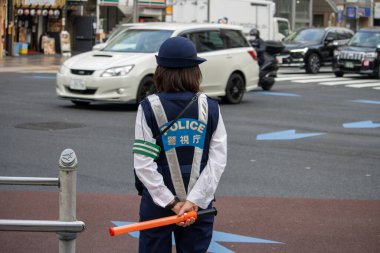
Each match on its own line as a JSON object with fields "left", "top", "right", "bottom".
{"left": 346, "top": 6, "right": 358, "bottom": 19}
{"left": 375, "top": 3, "right": 380, "bottom": 19}
{"left": 337, "top": 5, "right": 344, "bottom": 24}
{"left": 68, "top": 0, "right": 88, "bottom": 2}
{"left": 358, "top": 7, "right": 371, "bottom": 17}
{"left": 99, "top": 0, "right": 119, "bottom": 6}
{"left": 24, "top": 0, "right": 55, "bottom": 5}
{"left": 60, "top": 31, "right": 71, "bottom": 54}
{"left": 139, "top": 0, "right": 165, "bottom": 8}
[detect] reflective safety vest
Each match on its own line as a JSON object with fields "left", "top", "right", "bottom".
{"left": 141, "top": 92, "right": 219, "bottom": 201}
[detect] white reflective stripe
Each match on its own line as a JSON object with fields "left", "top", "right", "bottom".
{"left": 147, "top": 95, "right": 187, "bottom": 201}
{"left": 132, "top": 147, "right": 158, "bottom": 158}
{"left": 133, "top": 143, "right": 160, "bottom": 154}
{"left": 148, "top": 95, "right": 168, "bottom": 127}
{"left": 188, "top": 94, "right": 208, "bottom": 193}
{"left": 166, "top": 150, "right": 187, "bottom": 200}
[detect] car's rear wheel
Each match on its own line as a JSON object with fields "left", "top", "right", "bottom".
{"left": 306, "top": 53, "right": 321, "bottom": 74}
{"left": 137, "top": 76, "right": 156, "bottom": 103}
{"left": 334, "top": 71, "right": 344, "bottom": 77}
{"left": 223, "top": 73, "right": 245, "bottom": 104}
{"left": 71, "top": 100, "right": 90, "bottom": 106}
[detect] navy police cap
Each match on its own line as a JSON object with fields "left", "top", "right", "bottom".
{"left": 156, "top": 36, "right": 206, "bottom": 68}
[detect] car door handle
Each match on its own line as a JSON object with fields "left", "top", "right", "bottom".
{"left": 226, "top": 55, "right": 232, "bottom": 59}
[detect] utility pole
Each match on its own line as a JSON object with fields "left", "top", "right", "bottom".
{"left": 369, "top": 0, "right": 374, "bottom": 27}
{"left": 133, "top": 0, "right": 139, "bottom": 23}
{"left": 207, "top": 0, "right": 210, "bottom": 22}
{"left": 6, "top": 0, "right": 13, "bottom": 56}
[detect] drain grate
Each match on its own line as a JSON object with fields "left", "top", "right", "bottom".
{"left": 15, "top": 121, "right": 85, "bottom": 131}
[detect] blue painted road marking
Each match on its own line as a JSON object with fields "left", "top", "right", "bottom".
{"left": 24, "top": 76, "right": 56, "bottom": 79}
{"left": 112, "top": 221, "right": 282, "bottom": 253}
{"left": 257, "top": 130, "right": 325, "bottom": 140}
{"left": 255, "top": 91, "right": 300, "bottom": 97}
{"left": 351, "top": 100, "right": 380, "bottom": 105}
{"left": 343, "top": 121, "right": 380, "bottom": 128}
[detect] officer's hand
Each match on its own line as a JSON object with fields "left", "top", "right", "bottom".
{"left": 171, "top": 201, "right": 184, "bottom": 215}
{"left": 176, "top": 200, "right": 198, "bottom": 227}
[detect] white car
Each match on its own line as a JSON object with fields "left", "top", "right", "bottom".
{"left": 56, "top": 23, "right": 259, "bottom": 106}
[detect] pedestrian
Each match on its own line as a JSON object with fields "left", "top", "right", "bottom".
{"left": 249, "top": 28, "right": 266, "bottom": 68}
{"left": 132, "top": 36, "right": 227, "bottom": 253}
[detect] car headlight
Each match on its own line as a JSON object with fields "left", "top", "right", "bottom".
{"left": 334, "top": 50, "right": 340, "bottom": 57}
{"left": 59, "top": 64, "right": 70, "bottom": 75}
{"left": 101, "top": 65, "right": 134, "bottom": 77}
{"left": 290, "top": 47, "right": 308, "bottom": 54}
{"left": 364, "top": 52, "right": 377, "bottom": 60}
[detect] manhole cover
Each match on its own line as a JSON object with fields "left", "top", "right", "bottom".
{"left": 15, "top": 121, "right": 85, "bottom": 131}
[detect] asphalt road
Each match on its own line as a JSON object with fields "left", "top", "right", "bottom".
{"left": 0, "top": 71, "right": 379, "bottom": 198}
{"left": 0, "top": 70, "right": 379, "bottom": 253}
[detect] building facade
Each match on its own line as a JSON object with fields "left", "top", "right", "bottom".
{"left": 3, "top": 0, "right": 380, "bottom": 57}
{"left": 275, "top": 0, "right": 313, "bottom": 30}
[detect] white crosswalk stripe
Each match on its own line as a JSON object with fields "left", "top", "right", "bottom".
{"left": 346, "top": 83, "right": 380, "bottom": 88}
{"left": 275, "top": 75, "right": 332, "bottom": 81}
{"left": 319, "top": 79, "right": 380, "bottom": 86}
{"left": 276, "top": 73, "right": 380, "bottom": 90}
{"left": 293, "top": 77, "right": 350, "bottom": 83}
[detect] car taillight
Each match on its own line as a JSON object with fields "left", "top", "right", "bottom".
{"left": 248, "top": 50, "right": 257, "bottom": 61}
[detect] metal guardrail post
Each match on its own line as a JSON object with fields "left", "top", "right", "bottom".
{"left": 58, "top": 148, "right": 78, "bottom": 253}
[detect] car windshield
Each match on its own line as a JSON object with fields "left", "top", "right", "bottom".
{"left": 284, "top": 28, "right": 324, "bottom": 43}
{"left": 103, "top": 29, "right": 173, "bottom": 53}
{"left": 348, "top": 31, "right": 380, "bottom": 48}
{"left": 106, "top": 26, "right": 130, "bottom": 42}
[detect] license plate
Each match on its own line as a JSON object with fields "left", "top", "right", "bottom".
{"left": 69, "top": 79, "right": 86, "bottom": 90}
{"left": 277, "top": 55, "right": 289, "bottom": 64}
{"left": 344, "top": 62, "right": 354, "bottom": 68}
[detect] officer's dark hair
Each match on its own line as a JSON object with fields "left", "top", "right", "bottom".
{"left": 153, "top": 65, "right": 202, "bottom": 92}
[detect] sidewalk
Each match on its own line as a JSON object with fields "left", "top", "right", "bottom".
{"left": 0, "top": 54, "right": 67, "bottom": 73}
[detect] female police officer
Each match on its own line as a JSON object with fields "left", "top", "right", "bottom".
{"left": 133, "top": 36, "right": 227, "bottom": 253}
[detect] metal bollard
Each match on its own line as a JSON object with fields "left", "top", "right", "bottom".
{"left": 58, "top": 148, "right": 78, "bottom": 253}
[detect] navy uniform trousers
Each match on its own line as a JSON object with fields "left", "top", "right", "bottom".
{"left": 139, "top": 189, "right": 214, "bottom": 253}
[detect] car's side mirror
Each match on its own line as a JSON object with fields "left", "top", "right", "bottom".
{"left": 325, "top": 36, "right": 334, "bottom": 45}
{"left": 92, "top": 43, "right": 106, "bottom": 51}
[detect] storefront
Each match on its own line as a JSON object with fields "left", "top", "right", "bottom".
{"left": 11, "top": 0, "right": 66, "bottom": 55}
{"left": 1, "top": 0, "right": 6, "bottom": 59}
{"left": 334, "top": 0, "right": 373, "bottom": 32}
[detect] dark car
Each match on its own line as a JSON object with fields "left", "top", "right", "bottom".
{"left": 278, "top": 27, "right": 354, "bottom": 74}
{"left": 333, "top": 28, "right": 380, "bottom": 78}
